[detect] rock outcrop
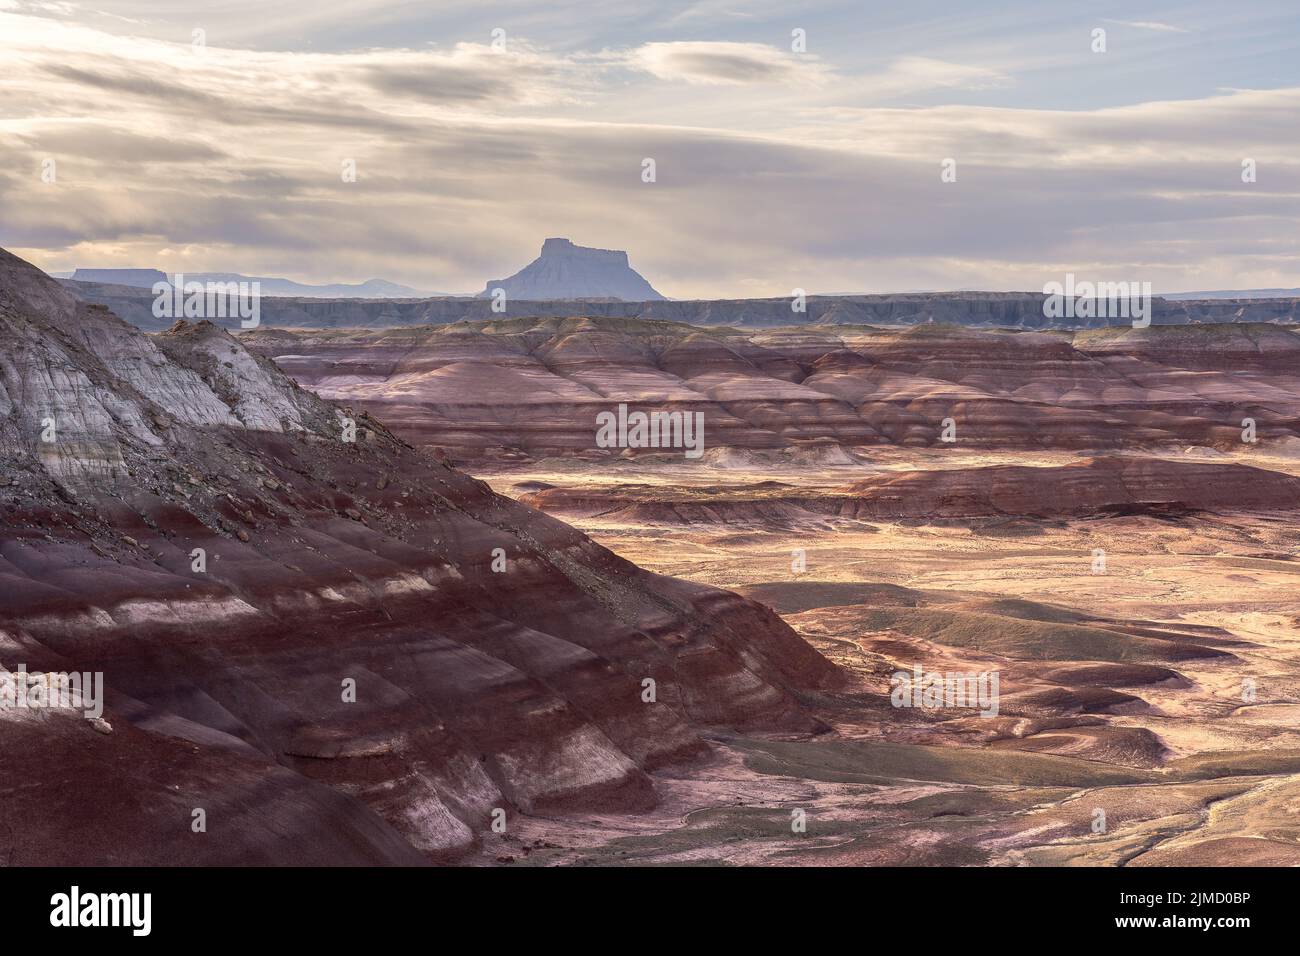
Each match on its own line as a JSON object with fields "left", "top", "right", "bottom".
{"left": 0, "top": 248, "right": 838, "bottom": 864}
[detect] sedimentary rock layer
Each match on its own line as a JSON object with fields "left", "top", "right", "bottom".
{"left": 519, "top": 456, "right": 1300, "bottom": 524}
{"left": 238, "top": 318, "right": 1300, "bottom": 463}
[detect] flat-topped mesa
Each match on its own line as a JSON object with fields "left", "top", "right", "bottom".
{"left": 479, "top": 237, "right": 665, "bottom": 301}
{"left": 540, "top": 237, "right": 627, "bottom": 265}
{"left": 71, "top": 267, "right": 168, "bottom": 288}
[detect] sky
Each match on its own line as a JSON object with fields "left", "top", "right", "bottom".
{"left": 1, "top": 0, "right": 1298, "bottom": 297}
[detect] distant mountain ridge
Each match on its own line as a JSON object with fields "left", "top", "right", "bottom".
{"left": 478, "top": 238, "right": 665, "bottom": 301}
{"left": 186, "top": 273, "right": 457, "bottom": 298}
{"left": 1164, "top": 289, "right": 1300, "bottom": 300}
{"left": 67, "top": 268, "right": 454, "bottom": 298}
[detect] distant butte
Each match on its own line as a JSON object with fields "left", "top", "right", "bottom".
{"left": 478, "top": 238, "right": 665, "bottom": 302}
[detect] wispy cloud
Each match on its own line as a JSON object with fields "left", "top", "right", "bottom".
{"left": 629, "top": 40, "right": 828, "bottom": 86}
{"left": 857, "top": 56, "right": 1012, "bottom": 98}
{"left": 1102, "top": 18, "right": 1189, "bottom": 34}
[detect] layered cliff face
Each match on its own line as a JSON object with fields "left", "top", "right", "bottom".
{"left": 242, "top": 317, "right": 1300, "bottom": 464}
{"left": 841, "top": 457, "right": 1300, "bottom": 518}
{"left": 520, "top": 456, "right": 1300, "bottom": 526}
{"left": 0, "top": 249, "right": 838, "bottom": 864}
{"left": 66, "top": 279, "right": 1300, "bottom": 332}
{"left": 478, "top": 238, "right": 666, "bottom": 301}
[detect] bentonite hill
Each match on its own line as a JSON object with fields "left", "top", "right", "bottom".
{"left": 0, "top": 248, "right": 836, "bottom": 864}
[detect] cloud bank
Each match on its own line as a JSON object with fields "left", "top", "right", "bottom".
{"left": 1, "top": 5, "right": 1297, "bottom": 296}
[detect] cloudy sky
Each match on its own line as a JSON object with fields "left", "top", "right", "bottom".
{"left": 1, "top": 0, "right": 1298, "bottom": 297}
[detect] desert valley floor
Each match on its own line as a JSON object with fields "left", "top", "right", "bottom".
{"left": 463, "top": 448, "right": 1300, "bottom": 866}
